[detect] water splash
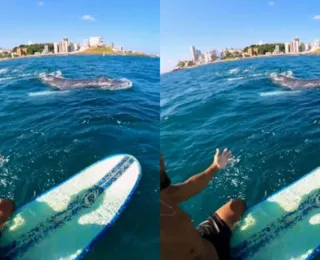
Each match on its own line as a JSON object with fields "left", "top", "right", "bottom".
{"left": 259, "top": 90, "right": 301, "bottom": 97}
{"left": 229, "top": 68, "right": 240, "bottom": 74}
{"left": 28, "top": 90, "right": 70, "bottom": 97}
{"left": 0, "top": 68, "right": 8, "bottom": 74}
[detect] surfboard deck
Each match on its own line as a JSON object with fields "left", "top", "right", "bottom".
{"left": 0, "top": 154, "right": 141, "bottom": 260}
{"left": 231, "top": 167, "right": 320, "bottom": 260}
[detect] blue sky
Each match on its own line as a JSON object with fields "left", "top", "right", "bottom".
{"left": 0, "top": 0, "right": 159, "bottom": 55}
{"left": 161, "top": 0, "right": 320, "bottom": 73}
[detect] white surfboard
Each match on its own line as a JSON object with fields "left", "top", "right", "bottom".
{"left": 0, "top": 154, "right": 141, "bottom": 260}
{"left": 231, "top": 167, "right": 320, "bottom": 260}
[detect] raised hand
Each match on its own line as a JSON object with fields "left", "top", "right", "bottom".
{"left": 213, "top": 148, "right": 233, "bottom": 169}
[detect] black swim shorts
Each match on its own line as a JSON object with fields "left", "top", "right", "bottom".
{"left": 197, "top": 213, "right": 232, "bottom": 260}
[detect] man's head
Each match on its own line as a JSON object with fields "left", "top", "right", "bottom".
{"left": 160, "top": 153, "right": 171, "bottom": 191}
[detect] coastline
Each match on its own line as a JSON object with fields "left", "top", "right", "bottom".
{"left": 171, "top": 51, "right": 317, "bottom": 72}
{"left": 0, "top": 51, "right": 157, "bottom": 62}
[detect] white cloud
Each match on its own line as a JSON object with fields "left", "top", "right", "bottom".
{"left": 268, "top": 1, "right": 275, "bottom": 6}
{"left": 81, "top": 15, "right": 96, "bottom": 22}
{"left": 313, "top": 15, "right": 320, "bottom": 20}
{"left": 38, "top": 1, "right": 44, "bottom": 6}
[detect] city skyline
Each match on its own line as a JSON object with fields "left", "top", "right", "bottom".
{"left": 169, "top": 36, "right": 320, "bottom": 71}
{"left": 0, "top": 0, "right": 159, "bottom": 55}
{"left": 161, "top": 0, "right": 320, "bottom": 73}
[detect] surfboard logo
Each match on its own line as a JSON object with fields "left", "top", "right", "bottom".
{"left": 82, "top": 189, "right": 99, "bottom": 207}
{"left": 314, "top": 193, "right": 320, "bottom": 207}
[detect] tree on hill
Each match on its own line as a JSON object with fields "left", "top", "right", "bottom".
{"left": 0, "top": 52, "right": 11, "bottom": 58}
{"left": 186, "top": 60, "right": 195, "bottom": 66}
{"left": 243, "top": 43, "right": 285, "bottom": 55}
{"left": 12, "top": 43, "right": 54, "bottom": 55}
{"left": 299, "top": 44, "right": 305, "bottom": 52}
{"left": 177, "top": 61, "right": 184, "bottom": 67}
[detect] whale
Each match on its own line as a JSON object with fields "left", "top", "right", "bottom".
{"left": 39, "top": 75, "right": 132, "bottom": 90}
{"left": 271, "top": 75, "right": 320, "bottom": 89}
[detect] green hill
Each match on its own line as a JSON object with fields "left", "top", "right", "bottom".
{"left": 80, "top": 46, "right": 114, "bottom": 54}
{"left": 80, "top": 46, "right": 148, "bottom": 56}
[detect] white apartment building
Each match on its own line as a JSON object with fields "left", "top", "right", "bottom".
{"left": 89, "top": 36, "right": 104, "bottom": 47}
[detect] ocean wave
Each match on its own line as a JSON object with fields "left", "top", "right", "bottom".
{"left": 229, "top": 68, "right": 240, "bottom": 74}
{"left": 100, "top": 79, "right": 133, "bottom": 90}
{"left": 227, "top": 77, "right": 245, "bottom": 81}
{"left": 118, "top": 78, "right": 133, "bottom": 88}
{"left": 250, "top": 73, "right": 264, "bottom": 78}
{"left": 227, "top": 73, "right": 265, "bottom": 82}
{"left": 270, "top": 70, "right": 294, "bottom": 79}
{"left": 39, "top": 70, "right": 63, "bottom": 80}
{"left": 0, "top": 73, "right": 34, "bottom": 83}
{"left": 0, "top": 76, "right": 14, "bottom": 82}
{"left": 0, "top": 155, "right": 9, "bottom": 166}
{"left": 259, "top": 90, "right": 301, "bottom": 97}
{"left": 0, "top": 68, "right": 8, "bottom": 74}
{"left": 28, "top": 90, "right": 70, "bottom": 97}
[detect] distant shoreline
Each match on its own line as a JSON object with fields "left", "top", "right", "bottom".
{"left": 171, "top": 51, "right": 317, "bottom": 72}
{"left": 0, "top": 50, "right": 157, "bottom": 62}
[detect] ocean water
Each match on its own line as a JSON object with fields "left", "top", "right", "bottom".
{"left": 161, "top": 56, "right": 320, "bottom": 225}
{"left": 0, "top": 55, "right": 159, "bottom": 259}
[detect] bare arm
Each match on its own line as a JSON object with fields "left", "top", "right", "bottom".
{"left": 167, "top": 148, "right": 232, "bottom": 204}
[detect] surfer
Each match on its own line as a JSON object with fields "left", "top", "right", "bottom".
{"left": 160, "top": 149, "right": 246, "bottom": 260}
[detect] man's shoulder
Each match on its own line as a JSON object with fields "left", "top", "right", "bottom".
{"left": 161, "top": 185, "right": 179, "bottom": 197}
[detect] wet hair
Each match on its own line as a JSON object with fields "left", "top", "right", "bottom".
{"left": 160, "top": 172, "right": 171, "bottom": 191}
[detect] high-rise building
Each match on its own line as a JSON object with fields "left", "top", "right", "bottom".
{"left": 291, "top": 37, "right": 300, "bottom": 53}
{"left": 190, "top": 46, "right": 197, "bottom": 61}
{"left": 313, "top": 39, "right": 320, "bottom": 50}
{"left": 204, "top": 53, "right": 210, "bottom": 63}
{"left": 57, "top": 38, "right": 69, "bottom": 53}
{"left": 42, "top": 45, "right": 49, "bottom": 55}
{"left": 198, "top": 54, "right": 205, "bottom": 63}
{"left": 247, "top": 47, "right": 258, "bottom": 57}
{"left": 59, "top": 41, "right": 64, "bottom": 53}
{"left": 285, "top": 43, "right": 290, "bottom": 54}
{"left": 54, "top": 43, "right": 58, "bottom": 54}
{"left": 219, "top": 50, "right": 224, "bottom": 59}
{"left": 295, "top": 37, "right": 300, "bottom": 51}
{"left": 273, "top": 45, "right": 280, "bottom": 55}
{"left": 196, "top": 49, "right": 201, "bottom": 59}
{"left": 190, "top": 46, "right": 202, "bottom": 62}
{"left": 63, "top": 38, "right": 69, "bottom": 53}
{"left": 203, "top": 50, "right": 217, "bottom": 63}
{"left": 73, "top": 43, "right": 78, "bottom": 52}
{"left": 16, "top": 48, "right": 27, "bottom": 56}
{"left": 290, "top": 41, "right": 295, "bottom": 53}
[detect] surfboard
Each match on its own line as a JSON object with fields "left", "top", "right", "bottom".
{"left": 0, "top": 154, "right": 141, "bottom": 260}
{"left": 231, "top": 167, "right": 320, "bottom": 260}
